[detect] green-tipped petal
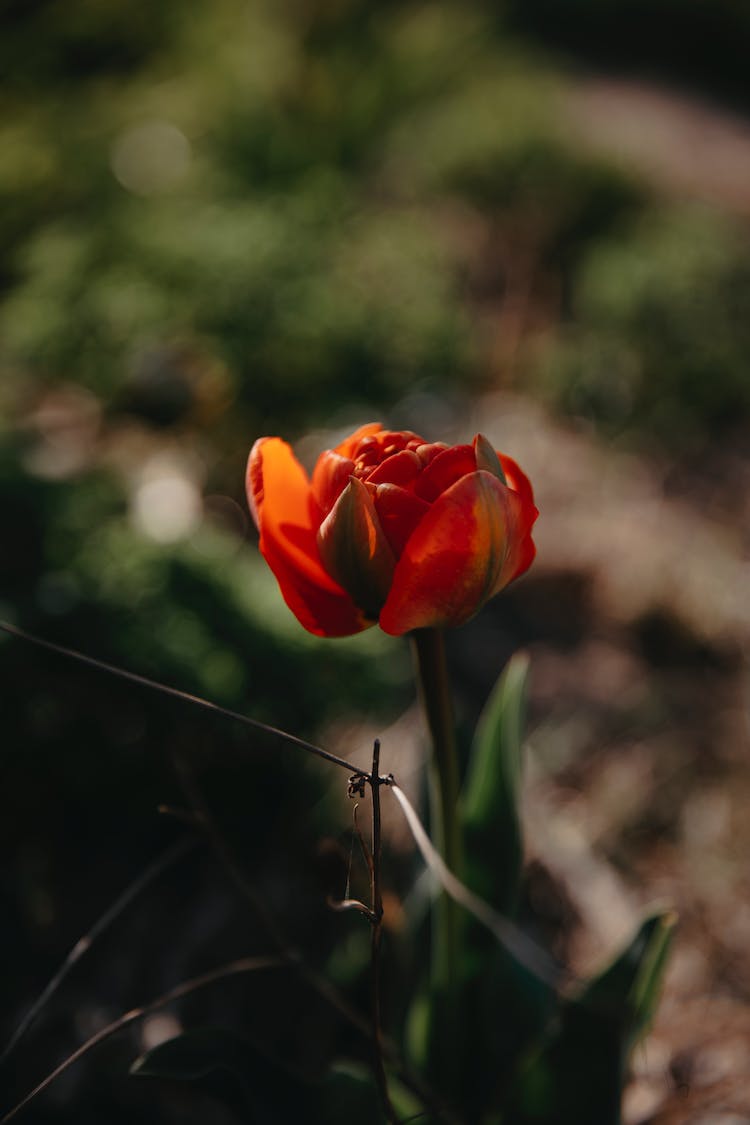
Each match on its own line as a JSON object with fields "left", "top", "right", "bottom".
{"left": 474, "top": 433, "right": 508, "bottom": 485}
{"left": 317, "top": 476, "right": 396, "bottom": 619}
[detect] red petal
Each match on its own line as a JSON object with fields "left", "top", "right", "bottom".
{"left": 511, "top": 533, "right": 536, "bottom": 583}
{"left": 311, "top": 451, "right": 355, "bottom": 517}
{"left": 499, "top": 453, "right": 535, "bottom": 508}
{"left": 247, "top": 438, "right": 369, "bottom": 637}
{"left": 373, "top": 484, "right": 430, "bottom": 556}
{"left": 379, "top": 470, "right": 538, "bottom": 635}
{"left": 413, "top": 444, "right": 477, "bottom": 502}
{"left": 414, "top": 442, "right": 448, "bottom": 467}
{"left": 367, "top": 449, "right": 422, "bottom": 488}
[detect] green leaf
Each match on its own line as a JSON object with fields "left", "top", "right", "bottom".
{"left": 461, "top": 943, "right": 557, "bottom": 1120}
{"left": 581, "top": 908, "right": 676, "bottom": 1055}
{"left": 505, "top": 910, "right": 676, "bottom": 1125}
{"left": 462, "top": 652, "right": 529, "bottom": 916}
{"left": 415, "top": 653, "right": 558, "bottom": 1117}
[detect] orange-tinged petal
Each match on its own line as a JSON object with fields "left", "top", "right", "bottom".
{"left": 499, "top": 452, "right": 535, "bottom": 508}
{"left": 379, "top": 470, "right": 536, "bottom": 635}
{"left": 333, "top": 422, "right": 383, "bottom": 460}
{"left": 247, "top": 438, "right": 369, "bottom": 637}
{"left": 414, "top": 442, "right": 448, "bottom": 467}
{"left": 246, "top": 437, "right": 272, "bottom": 530}
{"left": 247, "top": 437, "right": 317, "bottom": 547}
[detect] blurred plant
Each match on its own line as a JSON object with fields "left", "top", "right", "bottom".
{"left": 535, "top": 206, "right": 750, "bottom": 452}
{"left": 0, "top": 0, "right": 655, "bottom": 448}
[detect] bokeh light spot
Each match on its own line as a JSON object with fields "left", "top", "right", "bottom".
{"left": 111, "top": 120, "right": 191, "bottom": 196}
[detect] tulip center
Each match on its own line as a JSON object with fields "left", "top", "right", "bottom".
{"left": 351, "top": 431, "right": 423, "bottom": 478}
{"left": 349, "top": 431, "right": 452, "bottom": 494}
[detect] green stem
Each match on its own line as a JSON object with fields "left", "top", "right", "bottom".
{"left": 411, "top": 628, "right": 463, "bottom": 991}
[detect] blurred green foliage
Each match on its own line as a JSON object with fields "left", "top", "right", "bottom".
{"left": 2, "top": 0, "right": 747, "bottom": 453}
{"left": 535, "top": 206, "right": 750, "bottom": 450}
{"left": 0, "top": 0, "right": 629, "bottom": 432}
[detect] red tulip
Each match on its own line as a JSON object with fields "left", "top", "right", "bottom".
{"left": 247, "top": 424, "right": 538, "bottom": 638}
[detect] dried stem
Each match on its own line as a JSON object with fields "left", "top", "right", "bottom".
{"left": 0, "top": 620, "right": 367, "bottom": 778}
{"left": 367, "top": 738, "right": 397, "bottom": 1124}
{"left": 0, "top": 835, "right": 197, "bottom": 1068}
{"left": 0, "top": 956, "right": 285, "bottom": 1124}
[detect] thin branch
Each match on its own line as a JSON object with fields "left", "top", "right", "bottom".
{"left": 0, "top": 620, "right": 368, "bottom": 778}
{"left": 353, "top": 800, "right": 374, "bottom": 880}
{"left": 175, "top": 745, "right": 402, "bottom": 1124}
{"left": 171, "top": 748, "right": 378, "bottom": 1037}
{"left": 369, "top": 742, "right": 384, "bottom": 927}
{"left": 327, "top": 896, "right": 376, "bottom": 920}
{"left": 386, "top": 780, "right": 569, "bottom": 990}
{"left": 0, "top": 956, "right": 285, "bottom": 1125}
{"left": 0, "top": 835, "right": 197, "bottom": 1068}
{"left": 367, "top": 739, "right": 398, "bottom": 1124}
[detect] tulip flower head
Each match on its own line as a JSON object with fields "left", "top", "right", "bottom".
{"left": 247, "top": 424, "right": 537, "bottom": 638}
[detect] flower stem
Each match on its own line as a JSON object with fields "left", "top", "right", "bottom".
{"left": 411, "top": 628, "right": 463, "bottom": 992}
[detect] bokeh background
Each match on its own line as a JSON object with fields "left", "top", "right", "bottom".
{"left": 1, "top": 1, "right": 749, "bottom": 1121}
